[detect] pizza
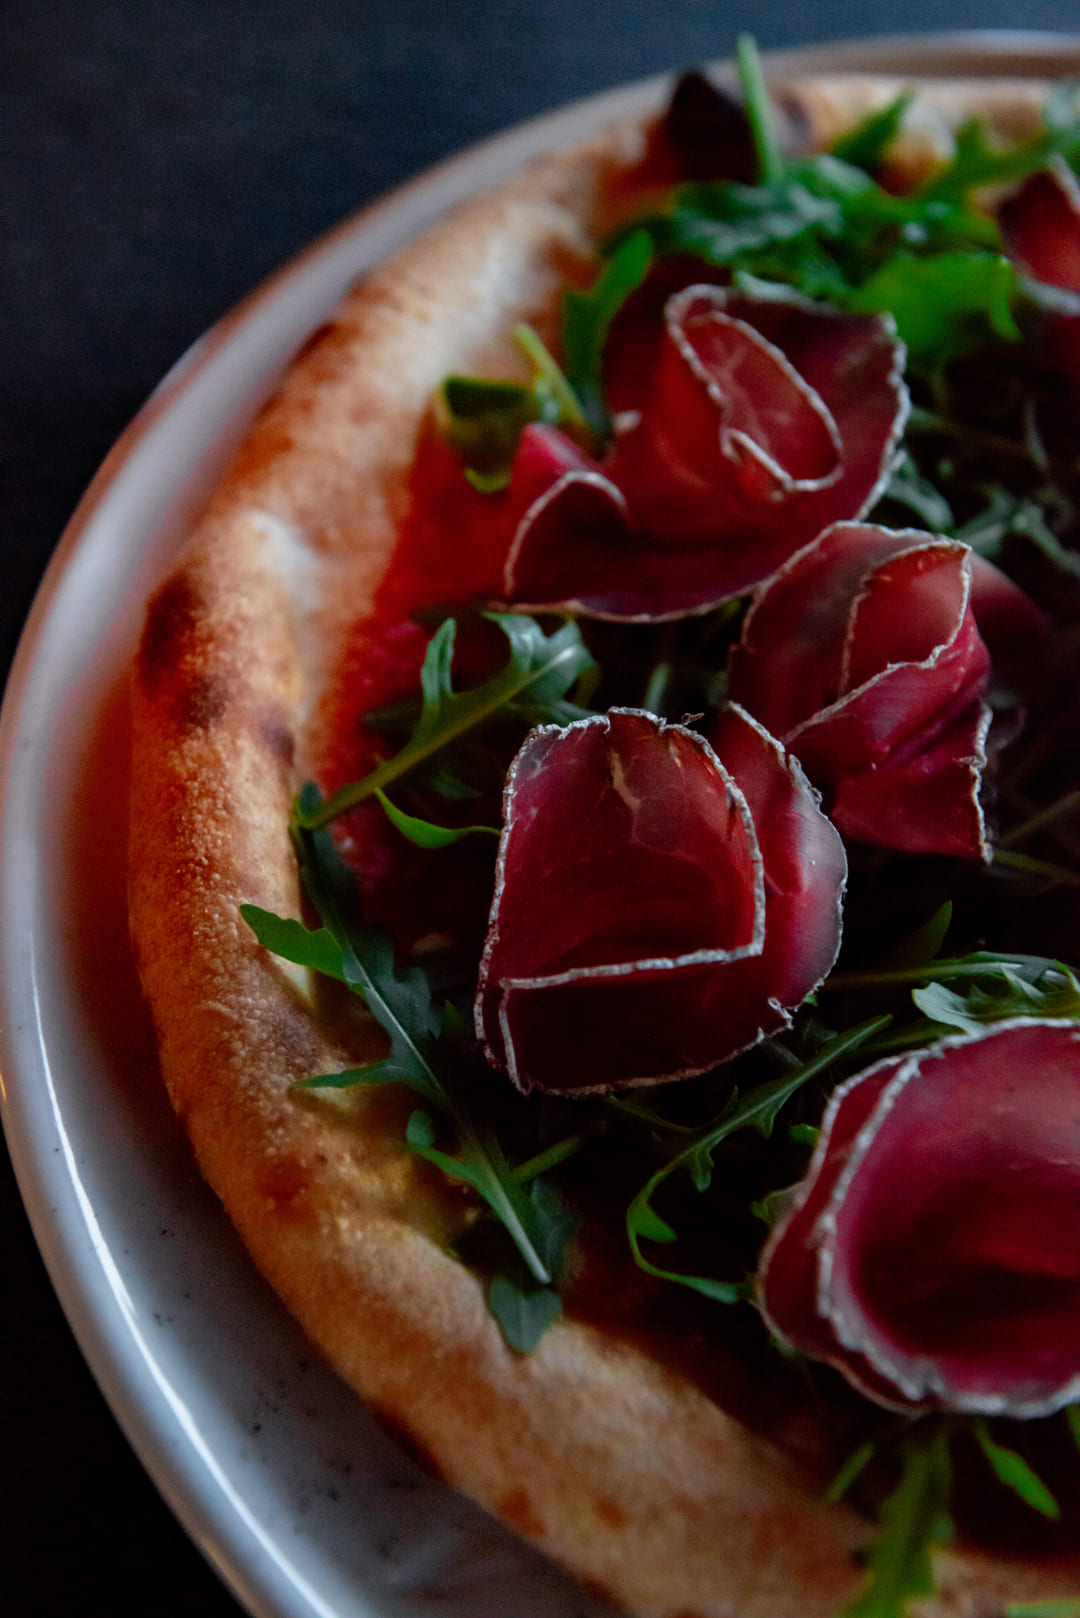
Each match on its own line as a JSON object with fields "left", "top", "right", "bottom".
{"left": 128, "top": 45, "right": 1080, "bottom": 1618}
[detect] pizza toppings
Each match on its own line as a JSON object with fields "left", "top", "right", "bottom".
{"left": 475, "top": 706, "right": 845, "bottom": 1094}
{"left": 758, "top": 1020, "right": 1080, "bottom": 1417}
{"left": 499, "top": 287, "right": 906, "bottom": 619}
{"left": 727, "top": 522, "right": 993, "bottom": 857}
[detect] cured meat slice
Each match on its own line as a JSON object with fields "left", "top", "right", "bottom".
{"left": 500, "top": 287, "right": 906, "bottom": 620}
{"left": 476, "top": 706, "right": 845, "bottom": 1094}
{"left": 728, "top": 522, "right": 992, "bottom": 857}
{"left": 759, "top": 1021, "right": 1080, "bottom": 1417}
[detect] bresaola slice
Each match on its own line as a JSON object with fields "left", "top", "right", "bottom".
{"left": 475, "top": 706, "right": 846, "bottom": 1094}
{"left": 608, "top": 287, "right": 905, "bottom": 561}
{"left": 500, "top": 286, "right": 907, "bottom": 621}
{"left": 758, "top": 1020, "right": 1080, "bottom": 1417}
{"left": 999, "top": 160, "right": 1080, "bottom": 295}
{"left": 727, "top": 522, "right": 993, "bottom": 858}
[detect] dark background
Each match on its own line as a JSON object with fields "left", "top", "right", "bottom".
{"left": 4, "top": 4, "right": 1079, "bottom": 1614}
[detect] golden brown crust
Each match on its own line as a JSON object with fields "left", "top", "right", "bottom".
{"left": 129, "top": 74, "right": 1080, "bottom": 1618}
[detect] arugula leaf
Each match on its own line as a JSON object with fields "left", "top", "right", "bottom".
{"left": 373, "top": 788, "right": 499, "bottom": 849}
{"left": 848, "top": 252, "right": 1019, "bottom": 369}
{"left": 440, "top": 325, "right": 586, "bottom": 489}
{"left": 839, "top": 1427, "right": 953, "bottom": 1618}
{"left": 827, "top": 945, "right": 1080, "bottom": 994}
{"left": 625, "top": 1017, "right": 889, "bottom": 1299}
{"left": 488, "top": 1266, "right": 564, "bottom": 1353}
{"left": 878, "top": 901, "right": 954, "bottom": 972}
{"left": 270, "top": 796, "right": 564, "bottom": 1288}
{"left": 912, "top": 958, "right": 1080, "bottom": 1032}
{"left": 917, "top": 113, "right": 1080, "bottom": 204}
{"left": 441, "top": 375, "right": 547, "bottom": 491}
{"left": 831, "top": 91, "right": 915, "bottom": 174}
{"left": 239, "top": 904, "right": 348, "bottom": 983}
{"left": 973, "top": 1421, "right": 1061, "bottom": 1520}
{"left": 639, "top": 176, "right": 849, "bottom": 277}
{"left": 562, "top": 229, "right": 652, "bottom": 437}
{"left": 297, "top": 614, "right": 595, "bottom": 830}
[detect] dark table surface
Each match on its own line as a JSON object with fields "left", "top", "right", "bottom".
{"left": 5, "top": 4, "right": 1080, "bottom": 1615}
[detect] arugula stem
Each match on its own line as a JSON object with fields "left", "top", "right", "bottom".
{"left": 825, "top": 1439, "right": 880, "bottom": 1504}
{"left": 452, "top": 1119, "right": 554, "bottom": 1284}
{"left": 823, "top": 950, "right": 1069, "bottom": 991}
{"left": 905, "top": 405, "right": 1047, "bottom": 467}
{"left": 992, "top": 848, "right": 1080, "bottom": 890}
{"left": 860, "top": 1021, "right": 953, "bottom": 1057}
{"left": 512, "top": 1122, "right": 606, "bottom": 1184}
{"left": 736, "top": 35, "right": 783, "bottom": 185}
{"left": 999, "top": 789, "right": 1080, "bottom": 849}
{"left": 513, "top": 323, "right": 589, "bottom": 433}
{"left": 606, "top": 1093, "right": 710, "bottom": 1136}
{"left": 642, "top": 660, "right": 672, "bottom": 716}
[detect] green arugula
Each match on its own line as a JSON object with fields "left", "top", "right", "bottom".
{"left": 917, "top": 108, "right": 1080, "bottom": 203}
{"left": 441, "top": 324, "right": 587, "bottom": 490}
{"left": 737, "top": 33, "right": 784, "bottom": 184}
{"left": 241, "top": 796, "right": 579, "bottom": 1345}
{"left": 973, "top": 1421, "right": 1061, "bottom": 1520}
{"left": 912, "top": 958, "right": 1080, "bottom": 1033}
{"left": 825, "top": 1438, "right": 880, "bottom": 1505}
{"left": 562, "top": 228, "right": 653, "bottom": 437}
{"left": 624, "top": 1017, "right": 889, "bottom": 1300}
{"left": 582, "top": 47, "right": 1080, "bottom": 389}
{"left": 824, "top": 942, "right": 1080, "bottom": 1056}
{"left": 830, "top": 91, "right": 916, "bottom": 174}
{"left": 373, "top": 788, "right": 499, "bottom": 849}
{"left": 297, "top": 613, "right": 595, "bottom": 831}
{"left": 839, "top": 1427, "right": 953, "bottom": 1618}
{"left": 848, "top": 250, "right": 1019, "bottom": 368}
{"left": 626, "top": 161, "right": 1017, "bottom": 371}
{"left": 875, "top": 451, "right": 957, "bottom": 531}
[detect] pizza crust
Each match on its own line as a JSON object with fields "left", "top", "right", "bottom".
{"left": 129, "top": 75, "right": 1080, "bottom": 1618}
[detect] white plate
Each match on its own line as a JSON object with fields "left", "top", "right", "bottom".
{"left": 4, "top": 32, "right": 1080, "bottom": 1618}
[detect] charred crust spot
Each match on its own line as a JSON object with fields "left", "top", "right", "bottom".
{"left": 258, "top": 709, "right": 296, "bottom": 766}
{"left": 139, "top": 573, "right": 205, "bottom": 694}
{"left": 368, "top": 1404, "right": 444, "bottom": 1479}
{"left": 497, "top": 1487, "right": 545, "bottom": 1539}
{"left": 256, "top": 1154, "right": 313, "bottom": 1219}
{"left": 180, "top": 672, "right": 229, "bottom": 728}
{"left": 593, "top": 1496, "right": 627, "bottom": 1530}
{"left": 578, "top": 1575, "right": 621, "bottom": 1609}
{"left": 290, "top": 321, "right": 338, "bottom": 367}
{"left": 229, "top": 420, "right": 296, "bottom": 486}
{"left": 268, "top": 999, "right": 322, "bottom": 1070}
{"left": 139, "top": 573, "right": 231, "bottom": 729}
